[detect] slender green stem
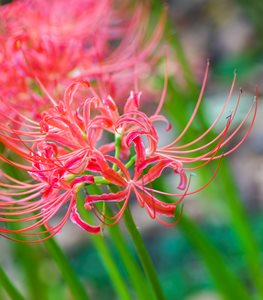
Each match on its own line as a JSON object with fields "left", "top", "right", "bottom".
{"left": 10, "top": 202, "right": 86, "bottom": 299}
{"left": 8, "top": 209, "right": 87, "bottom": 300}
{"left": 125, "top": 155, "right": 136, "bottom": 169}
{"left": 0, "top": 265, "right": 25, "bottom": 300}
{"left": 113, "top": 133, "right": 122, "bottom": 171}
{"left": 89, "top": 233, "right": 132, "bottom": 300}
{"left": 76, "top": 191, "right": 132, "bottom": 300}
{"left": 94, "top": 177, "right": 110, "bottom": 185}
{"left": 88, "top": 184, "right": 153, "bottom": 300}
{"left": 44, "top": 237, "right": 89, "bottom": 300}
{"left": 110, "top": 132, "right": 164, "bottom": 299}
{"left": 122, "top": 206, "right": 166, "bottom": 300}
{"left": 108, "top": 214, "right": 154, "bottom": 300}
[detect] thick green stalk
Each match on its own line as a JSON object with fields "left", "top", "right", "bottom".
{"left": 122, "top": 206, "right": 166, "bottom": 300}
{"left": 0, "top": 265, "right": 25, "bottom": 300}
{"left": 44, "top": 237, "right": 89, "bottom": 300}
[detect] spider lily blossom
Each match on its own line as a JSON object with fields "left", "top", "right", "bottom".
{"left": 0, "top": 0, "right": 164, "bottom": 115}
{"left": 0, "top": 67, "right": 257, "bottom": 241}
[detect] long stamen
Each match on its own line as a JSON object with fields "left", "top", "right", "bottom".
{"left": 165, "top": 61, "right": 209, "bottom": 148}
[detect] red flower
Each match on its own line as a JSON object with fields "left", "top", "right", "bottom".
{"left": 81, "top": 64, "right": 258, "bottom": 231}
{"left": 0, "top": 0, "right": 164, "bottom": 114}
{"left": 0, "top": 66, "right": 257, "bottom": 241}
{"left": 84, "top": 151, "right": 187, "bottom": 228}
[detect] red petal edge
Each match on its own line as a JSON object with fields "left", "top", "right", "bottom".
{"left": 70, "top": 204, "right": 100, "bottom": 234}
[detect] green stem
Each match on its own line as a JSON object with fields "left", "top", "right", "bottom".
{"left": 76, "top": 191, "right": 132, "bottom": 300}
{"left": 125, "top": 155, "right": 136, "bottom": 169}
{"left": 88, "top": 185, "right": 152, "bottom": 300}
{"left": 44, "top": 237, "right": 89, "bottom": 300}
{"left": 108, "top": 215, "right": 154, "bottom": 300}
{"left": 89, "top": 233, "right": 132, "bottom": 300}
{"left": 122, "top": 206, "right": 166, "bottom": 300}
{"left": 0, "top": 265, "right": 25, "bottom": 300}
{"left": 14, "top": 214, "right": 87, "bottom": 300}
{"left": 8, "top": 212, "right": 87, "bottom": 300}
{"left": 109, "top": 133, "right": 164, "bottom": 299}
{"left": 113, "top": 133, "right": 122, "bottom": 171}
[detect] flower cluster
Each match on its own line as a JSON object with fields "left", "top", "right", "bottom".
{"left": 0, "top": 0, "right": 163, "bottom": 115}
{"left": 0, "top": 0, "right": 257, "bottom": 242}
{"left": 0, "top": 59, "right": 257, "bottom": 241}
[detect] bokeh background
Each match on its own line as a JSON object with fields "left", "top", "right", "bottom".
{"left": 1, "top": 0, "right": 263, "bottom": 299}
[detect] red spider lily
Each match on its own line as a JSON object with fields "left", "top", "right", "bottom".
{"left": 84, "top": 151, "right": 187, "bottom": 228}
{"left": 0, "top": 78, "right": 141, "bottom": 164}
{"left": 78, "top": 64, "right": 257, "bottom": 232}
{"left": 0, "top": 78, "right": 159, "bottom": 241}
{"left": 0, "top": 169, "right": 99, "bottom": 242}
{"left": 0, "top": 0, "right": 164, "bottom": 115}
{"left": 84, "top": 84, "right": 257, "bottom": 231}
{"left": 0, "top": 64, "right": 258, "bottom": 241}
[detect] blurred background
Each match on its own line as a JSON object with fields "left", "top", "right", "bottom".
{"left": 1, "top": 0, "right": 263, "bottom": 299}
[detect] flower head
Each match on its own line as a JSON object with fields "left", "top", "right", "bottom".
{"left": 0, "top": 0, "right": 164, "bottom": 116}
{"left": 0, "top": 64, "right": 257, "bottom": 241}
